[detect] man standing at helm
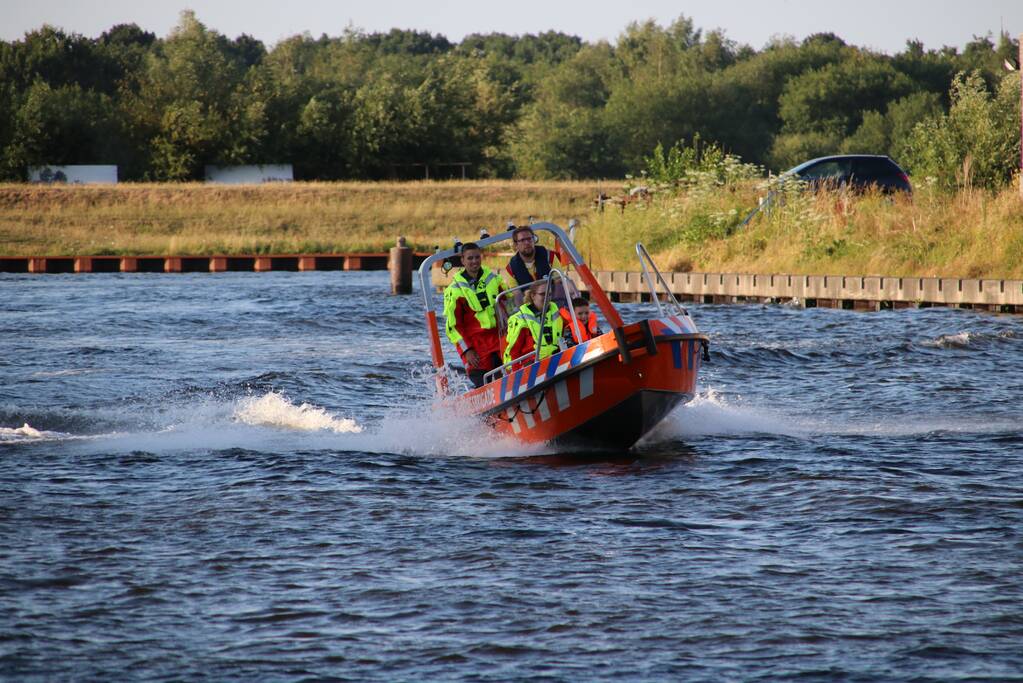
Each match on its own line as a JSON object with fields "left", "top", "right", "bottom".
{"left": 443, "top": 242, "right": 504, "bottom": 389}
{"left": 504, "top": 225, "right": 560, "bottom": 288}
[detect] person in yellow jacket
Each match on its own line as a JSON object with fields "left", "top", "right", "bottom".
{"left": 504, "top": 280, "right": 563, "bottom": 367}
{"left": 443, "top": 242, "right": 505, "bottom": 388}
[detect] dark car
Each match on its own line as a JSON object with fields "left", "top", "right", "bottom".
{"left": 783, "top": 155, "right": 912, "bottom": 194}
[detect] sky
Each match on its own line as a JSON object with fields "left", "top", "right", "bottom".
{"left": 2, "top": 0, "right": 1022, "bottom": 55}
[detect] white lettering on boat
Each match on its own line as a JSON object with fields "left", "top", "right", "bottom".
{"left": 463, "top": 387, "right": 497, "bottom": 414}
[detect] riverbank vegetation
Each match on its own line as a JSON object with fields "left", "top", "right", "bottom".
{"left": 580, "top": 182, "right": 1023, "bottom": 278}
{"left": 3, "top": 179, "right": 1023, "bottom": 279}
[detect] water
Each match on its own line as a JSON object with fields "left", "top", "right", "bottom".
{"left": 2, "top": 271, "right": 1022, "bottom": 681}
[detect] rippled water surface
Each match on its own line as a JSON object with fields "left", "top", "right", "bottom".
{"left": 2, "top": 271, "right": 1022, "bottom": 681}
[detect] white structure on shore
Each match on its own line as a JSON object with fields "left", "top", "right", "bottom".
{"left": 204, "top": 165, "right": 294, "bottom": 184}
{"left": 29, "top": 165, "right": 118, "bottom": 184}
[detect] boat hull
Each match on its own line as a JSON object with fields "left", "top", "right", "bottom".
{"left": 551, "top": 389, "right": 690, "bottom": 450}
{"left": 451, "top": 315, "right": 707, "bottom": 451}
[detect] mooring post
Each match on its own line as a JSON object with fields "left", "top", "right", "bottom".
{"left": 389, "top": 236, "right": 413, "bottom": 294}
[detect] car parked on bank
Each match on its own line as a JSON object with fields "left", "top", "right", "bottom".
{"left": 782, "top": 154, "right": 913, "bottom": 195}
{"left": 740, "top": 154, "right": 912, "bottom": 228}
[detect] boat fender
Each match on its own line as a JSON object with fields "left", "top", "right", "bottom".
{"left": 701, "top": 338, "right": 711, "bottom": 361}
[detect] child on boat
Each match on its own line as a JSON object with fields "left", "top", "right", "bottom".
{"left": 560, "top": 297, "right": 602, "bottom": 346}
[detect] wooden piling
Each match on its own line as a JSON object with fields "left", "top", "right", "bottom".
{"left": 390, "top": 236, "right": 413, "bottom": 294}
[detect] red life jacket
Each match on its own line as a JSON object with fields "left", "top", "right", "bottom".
{"left": 559, "top": 309, "right": 599, "bottom": 344}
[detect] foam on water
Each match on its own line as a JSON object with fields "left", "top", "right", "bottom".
{"left": 922, "top": 329, "right": 1019, "bottom": 349}
{"left": 30, "top": 368, "right": 97, "bottom": 378}
{"left": 641, "top": 388, "right": 804, "bottom": 441}
{"left": 233, "top": 391, "right": 362, "bottom": 434}
{"left": 0, "top": 423, "right": 68, "bottom": 443}
{"left": 923, "top": 332, "right": 975, "bottom": 349}
{"left": 14, "top": 390, "right": 537, "bottom": 460}
{"left": 351, "top": 403, "right": 541, "bottom": 459}
{"left": 644, "top": 386, "right": 1022, "bottom": 443}
{"left": 10, "top": 383, "right": 1015, "bottom": 456}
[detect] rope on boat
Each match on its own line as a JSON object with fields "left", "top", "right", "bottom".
{"left": 498, "top": 389, "right": 548, "bottom": 422}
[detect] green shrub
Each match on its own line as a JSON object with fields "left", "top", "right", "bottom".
{"left": 902, "top": 71, "right": 1021, "bottom": 191}
{"left": 642, "top": 134, "right": 762, "bottom": 189}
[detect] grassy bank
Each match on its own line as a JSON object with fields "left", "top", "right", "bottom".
{"left": 0, "top": 181, "right": 600, "bottom": 257}
{"left": 578, "top": 180, "right": 1023, "bottom": 278}
{"left": 2, "top": 180, "right": 1022, "bottom": 278}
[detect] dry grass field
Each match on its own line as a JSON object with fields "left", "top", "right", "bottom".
{"left": 0, "top": 181, "right": 601, "bottom": 257}
{"left": 3, "top": 180, "right": 1022, "bottom": 278}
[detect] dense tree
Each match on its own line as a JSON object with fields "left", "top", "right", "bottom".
{"left": 510, "top": 43, "right": 621, "bottom": 178}
{"left": 0, "top": 13, "right": 1015, "bottom": 183}
{"left": 97, "top": 23, "right": 157, "bottom": 88}
{"left": 123, "top": 11, "right": 266, "bottom": 179}
{"left": 841, "top": 91, "right": 943, "bottom": 161}
{"left": 362, "top": 29, "right": 452, "bottom": 55}
{"left": 2, "top": 81, "right": 127, "bottom": 178}
{"left": 771, "top": 56, "right": 916, "bottom": 167}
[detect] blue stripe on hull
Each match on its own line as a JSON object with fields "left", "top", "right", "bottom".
{"left": 545, "top": 353, "right": 561, "bottom": 381}
{"left": 671, "top": 340, "right": 682, "bottom": 369}
{"left": 570, "top": 342, "right": 588, "bottom": 367}
{"left": 527, "top": 361, "right": 541, "bottom": 389}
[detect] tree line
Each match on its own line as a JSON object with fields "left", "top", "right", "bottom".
{"left": 0, "top": 11, "right": 1019, "bottom": 186}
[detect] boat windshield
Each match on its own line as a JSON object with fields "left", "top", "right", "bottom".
{"left": 494, "top": 270, "right": 580, "bottom": 334}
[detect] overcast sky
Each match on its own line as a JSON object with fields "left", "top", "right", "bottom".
{"left": 3, "top": 0, "right": 1022, "bottom": 54}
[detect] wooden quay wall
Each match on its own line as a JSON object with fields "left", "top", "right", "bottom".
{"left": 572, "top": 271, "right": 1023, "bottom": 313}
{"left": 0, "top": 253, "right": 429, "bottom": 274}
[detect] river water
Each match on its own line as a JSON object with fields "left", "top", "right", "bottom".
{"left": 1, "top": 271, "right": 1021, "bottom": 681}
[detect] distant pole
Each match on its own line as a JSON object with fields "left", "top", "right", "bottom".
{"left": 389, "top": 236, "right": 413, "bottom": 295}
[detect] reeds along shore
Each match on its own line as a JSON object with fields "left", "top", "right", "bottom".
{"left": 1, "top": 180, "right": 1022, "bottom": 278}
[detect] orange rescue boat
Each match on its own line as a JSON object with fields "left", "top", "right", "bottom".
{"left": 419, "top": 222, "right": 709, "bottom": 450}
